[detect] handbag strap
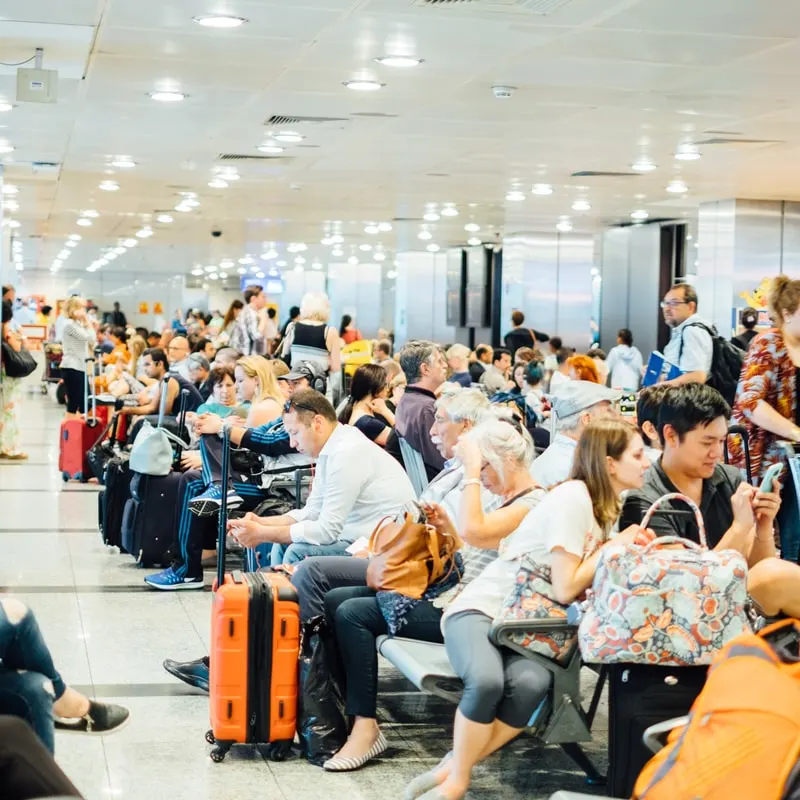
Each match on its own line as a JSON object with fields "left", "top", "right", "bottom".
{"left": 500, "top": 486, "right": 535, "bottom": 509}
{"left": 641, "top": 491, "right": 707, "bottom": 549}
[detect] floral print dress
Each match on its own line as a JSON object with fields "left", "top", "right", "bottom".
{"left": 0, "top": 371, "right": 23, "bottom": 456}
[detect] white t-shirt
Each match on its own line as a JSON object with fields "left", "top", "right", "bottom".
{"left": 441, "top": 481, "right": 603, "bottom": 626}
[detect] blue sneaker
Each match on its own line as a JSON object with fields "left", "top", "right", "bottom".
{"left": 188, "top": 485, "right": 243, "bottom": 517}
{"left": 144, "top": 567, "right": 204, "bottom": 591}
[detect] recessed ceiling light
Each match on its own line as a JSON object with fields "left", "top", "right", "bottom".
{"left": 122, "top": 238, "right": 137, "bottom": 247}
{"left": 208, "top": 272, "right": 219, "bottom": 280}
{"left": 148, "top": 90, "right": 186, "bottom": 102}
{"left": 467, "top": 237, "right": 482, "bottom": 246}
{"left": 423, "top": 211, "right": 440, "bottom": 222}
{"left": 5, "top": 219, "right": 20, "bottom": 228}
{"left": 276, "top": 260, "right": 287, "bottom": 268}
{"left": 105, "top": 252, "right": 118, "bottom": 260}
{"left": 99, "top": 180, "right": 119, "bottom": 191}
{"left": 68, "top": 234, "right": 82, "bottom": 241}
{"left": 506, "top": 190, "right": 525, "bottom": 202}
{"left": 312, "top": 261, "right": 322, "bottom": 270}
{"left": 532, "top": 183, "right": 553, "bottom": 196}
{"left": 175, "top": 203, "right": 192, "bottom": 212}
{"left": 273, "top": 131, "right": 304, "bottom": 143}
{"left": 261, "top": 249, "right": 278, "bottom": 260}
{"left": 114, "top": 246, "right": 126, "bottom": 255}
{"left": 631, "top": 158, "right": 657, "bottom": 173}
{"left": 364, "top": 224, "right": 379, "bottom": 235}
{"left": 294, "top": 256, "right": 306, "bottom": 265}
{"left": 111, "top": 157, "right": 135, "bottom": 169}
{"left": 374, "top": 252, "right": 387, "bottom": 262}
{"left": 556, "top": 220, "right": 573, "bottom": 233}
{"left": 82, "top": 209, "right": 99, "bottom": 218}
{"left": 348, "top": 255, "right": 359, "bottom": 265}
{"left": 387, "top": 269, "right": 397, "bottom": 279}
{"left": 4, "top": 199, "right": 18, "bottom": 211}
{"left": 373, "top": 55, "right": 424, "bottom": 68}
{"left": 157, "top": 214, "right": 173, "bottom": 224}
{"left": 343, "top": 80, "right": 384, "bottom": 91}
{"left": 257, "top": 143, "right": 284, "bottom": 154}
{"left": 674, "top": 143, "right": 701, "bottom": 161}
{"left": 418, "top": 230, "right": 433, "bottom": 240}
{"left": 377, "top": 222, "right": 392, "bottom": 232}
{"left": 331, "top": 248, "right": 344, "bottom": 257}
{"left": 57, "top": 249, "right": 70, "bottom": 258}
{"left": 426, "top": 243, "right": 441, "bottom": 253}
{"left": 0, "top": 103, "right": 13, "bottom": 113}
{"left": 191, "top": 268, "right": 204, "bottom": 276}
{"left": 441, "top": 204, "right": 458, "bottom": 217}
{"left": 329, "top": 234, "right": 344, "bottom": 245}
{"left": 136, "top": 227, "right": 153, "bottom": 238}
{"left": 666, "top": 179, "right": 689, "bottom": 193}
{"left": 631, "top": 209, "right": 649, "bottom": 221}
{"left": 192, "top": 14, "right": 248, "bottom": 28}
{"left": 218, "top": 259, "right": 233, "bottom": 269}
{"left": 183, "top": 198, "right": 200, "bottom": 208}
{"left": 2, "top": 184, "right": 18, "bottom": 195}
{"left": 208, "top": 178, "right": 228, "bottom": 189}
{"left": 464, "top": 223, "right": 480, "bottom": 232}
{"left": 571, "top": 199, "right": 591, "bottom": 212}
{"left": 204, "top": 265, "right": 216, "bottom": 272}
{"left": 0, "top": 142, "right": 14, "bottom": 154}
{"left": 237, "top": 267, "right": 246, "bottom": 275}
{"left": 359, "top": 243, "right": 373, "bottom": 252}
{"left": 77, "top": 218, "right": 92, "bottom": 227}
{"left": 237, "top": 256, "right": 253, "bottom": 266}
{"left": 66, "top": 240, "right": 78, "bottom": 248}
{"left": 287, "top": 243, "right": 307, "bottom": 253}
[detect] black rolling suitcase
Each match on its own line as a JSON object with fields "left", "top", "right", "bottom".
{"left": 100, "top": 451, "right": 132, "bottom": 550}
{"left": 606, "top": 663, "right": 707, "bottom": 798}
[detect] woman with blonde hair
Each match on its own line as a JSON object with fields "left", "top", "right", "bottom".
{"left": 732, "top": 275, "right": 800, "bottom": 560}
{"left": 234, "top": 355, "right": 284, "bottom": 427}
{"left": 280, "top": 292, "right": 341, "bottom": 374}
{"left": 60, "top": 295, "right": 97, "bottom": 418}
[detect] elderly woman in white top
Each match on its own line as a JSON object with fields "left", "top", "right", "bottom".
{"left": 59, "top": 296, "right": 97, "bottom": 418}
{"left": 407, "top": 418, "right": 653, "bottom": 800}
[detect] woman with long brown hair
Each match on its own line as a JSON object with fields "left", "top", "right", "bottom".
{"left": 406, "top": 418, "right": 652, "bottom": 800}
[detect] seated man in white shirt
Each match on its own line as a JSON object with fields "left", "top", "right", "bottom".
{"left": 530, "top": 380, "right": 621, "bottom": 488}
{"left": 229, "top": 389, "right": 416, "bottom": 566}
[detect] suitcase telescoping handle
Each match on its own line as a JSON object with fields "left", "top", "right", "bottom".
{"left": 84, "top": 356, "right": 98, "bottom": 425}
{"left": 216, "top": 426, "right": 231, "bottom": 589}
{"left": 174, "top": 388, "right": 190, "bottom": 461}
{"left": 724, "top": 424, "right": 753, "bottom": 485}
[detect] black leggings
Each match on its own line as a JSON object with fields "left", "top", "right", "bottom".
{"left": 0, "top": 716, "right": 82, "bottom": 799}
{"left": 60, "top": 368, "right": 86, "bottom": 414}
{"left": 324, "top": 587, "right": 443, "bottom": 719}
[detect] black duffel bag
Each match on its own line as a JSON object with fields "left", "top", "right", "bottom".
{"left": 1, "top": 341, "right": 37, "bottom": 378}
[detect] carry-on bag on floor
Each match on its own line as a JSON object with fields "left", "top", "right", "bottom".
{"left": 207, "top": 428, "right": 301, "bottom": 763}
{"left": 607, "top": 663, "right": 707, "bottom": 798}
{"left": 99, "top": 450, "right": 132, "bottom": 550}
{"left": 58, "top": 357, "right": 107, "bottom": 482}
{"left": 88, "top": 411, "right": 126, "bottom": 484}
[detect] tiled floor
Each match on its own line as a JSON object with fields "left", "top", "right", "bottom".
{"left": 0, "top": 387, "right": 610, "bottom": 800}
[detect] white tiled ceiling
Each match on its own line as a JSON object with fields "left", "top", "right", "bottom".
{"left": 3, "top": 0, "right": 800, "bottom": 277}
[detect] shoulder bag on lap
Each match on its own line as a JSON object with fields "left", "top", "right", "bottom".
{"left": 578, "top": 492, "right": 751, "bottom": 666}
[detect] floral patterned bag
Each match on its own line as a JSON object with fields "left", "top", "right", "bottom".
{"left": 499, "top": 559, "right": 577, "bottom": 664}
{"left": 578, "top": 493, "right": 751, "bottom": 667}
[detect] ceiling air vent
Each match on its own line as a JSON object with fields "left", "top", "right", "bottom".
{"left": 264, "top": 114, "right": 349, "bottom": 126}
{"left": 216, "top": 153, "right": 291, "bottom": 161}
{"left": 412, "top": 0, "right": 573, "bottom": 14}
{"left": 350, "top": 112, "right": 399, "bottom": 119}
{"left": 571, "top": 170, "right": 639, "bottom": 178}
{"left": 694, "top": 137, "right": 783, "bottom": 147}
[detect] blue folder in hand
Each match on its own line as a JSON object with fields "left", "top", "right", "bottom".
{"left": 642, "top": 351, "right": 682, "bottom": 386}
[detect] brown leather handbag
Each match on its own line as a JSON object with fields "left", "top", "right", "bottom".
{"left": 365, "top": 513, "right": 462, "bottom": 599}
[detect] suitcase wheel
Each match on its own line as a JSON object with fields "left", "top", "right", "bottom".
{"left": 77, "top": 472, "right": 86, "bottom": 483}
{"left": 266, "top": 740, "right": 292, "bottom": 762}
{"left": 210, "top": 742, "right": 231, "bottom": 763}
{"left": 205, "top": 729, "right": 216, "bottom": 745}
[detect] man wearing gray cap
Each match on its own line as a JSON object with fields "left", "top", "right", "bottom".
{"left": 531, "top": 380, "right": 621, "bottom": 489}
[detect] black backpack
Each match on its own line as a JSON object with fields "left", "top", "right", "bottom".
{"left": 680, "top": 322, "right": 743, "bottom": 406}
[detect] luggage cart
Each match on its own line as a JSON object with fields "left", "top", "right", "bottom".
{"left": 42, "top": 342, "right": 63, "bottom": 395}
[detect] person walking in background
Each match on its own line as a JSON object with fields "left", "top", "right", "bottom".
{"left": 231, "top": 285, "right": 269, "bottom": 357}
{"left": 732, "top": 307, "right": 759, "bottom": 352}
{"left": 503, "top": 310, "right": 549, "bottom": 359}
{"left": 216, "top": 299, "right": 243, "bottom": 347}
{"left": 339, "top": 314, "right": 362, "bottom": 345}
{"left": 548, "top": 346, "right": 572, "bottom": 391}
{"left": 110, "top": 302, "right": 127, "bottom": 328}
{"left": 265, "top": 307, "right": 279, "bottom": 353}
{"left": 60, "top": 296, "right": 97, "bottom": 420}
{"left": 0, "top": 301, "right": 27, "bottom": 459}
{"left": 606, "top": 328, "right": 643, "bottom": 389}
{"left": 543, "top": 336, "right": 562, "bottom": 373}
{"left": 280, "top": 305, "right": 300, "bottom": 339}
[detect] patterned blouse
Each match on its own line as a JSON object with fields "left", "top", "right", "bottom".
{"left": 730, "top": 328, "right": 795, "bottom": 480}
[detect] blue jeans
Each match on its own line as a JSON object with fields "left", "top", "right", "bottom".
{"left": 0, "top": 600, "right": 67, "bottom": 754}
{"left": 268, "top": 540, "right": 351, "bottom": 567}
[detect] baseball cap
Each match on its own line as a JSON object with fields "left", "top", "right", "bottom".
{"left": 547, "top": 380, "right": 622, "bottom": 420}
{"left": 280, "top": 361, "right": 324, "bottom": 383}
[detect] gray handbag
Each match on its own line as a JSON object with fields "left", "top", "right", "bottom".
{"left": 129, "top": 379, "right": 187, "bottom": 476}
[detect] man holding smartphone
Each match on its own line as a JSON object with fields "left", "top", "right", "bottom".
{"left": 620, "top": 382, "right": 800, "bottom": 620}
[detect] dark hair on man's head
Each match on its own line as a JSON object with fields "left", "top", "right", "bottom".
{"left": 492, "top": 348, "right": 511, "bottom": 364}
{"left": 289, "top": 306, "right": 300, "bottom": 319}
{"left": 143, "top": 347, "right": 169, "bottom": 370}
{"left": 375, "top": 339, "right": 392, "bottom": 358}
{"left": 741, "top": 307, "right": 758, "bottom": 330}
{"left": 556, "top": 347, "right": 571, "bottom": 366}
{"left": 656, "top": 383, "right": 730, "bottom": 446}
{"left": 550, "top": 336, "right": 562, "bottom": 351}
{"left": 475, "top": 344, "right": 492, "bottom": 360}
{"left": 267, "top": 307, "right": 276, "bottom": 319}
{"left": 671, "top": 282, "right": 698, "bottom": 308}
{"left": 41, "top": 305, "right": 52, "bottom": 316}
{"left": 110, "top": 326, "right": 127, "bottom": 343}
{"left": 636, "top": 385, "right": 670, "bottom": 446}
{"left": 192, "top": 337, "right": 212, "bottom": 354}
{"left": 244, "top": 285, "right": 263, "bottom": 304}
{"left": 207, "top": 363, "right": 235, "bottom": 393}
{"left": 135, "top": 326, "right": 148, "bottom": 338}
{"left": 285, "top": 388, "right": 337, "bottom": 424}
{"left": 618, "top": 328, "right": 633, "bottom": 346}
{"left": 147, "top": 330, "right": 160, "bottom": 341}
{"left": 511, "top": 310, "right": 525, "bottom": 326}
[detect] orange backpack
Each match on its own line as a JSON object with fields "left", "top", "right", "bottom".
{"left": 634, "top": 619, "right": 800, "bottom": 800}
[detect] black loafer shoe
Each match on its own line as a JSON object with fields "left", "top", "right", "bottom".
{"left": 163, "top": 656, "right": 210, "bottom": 693}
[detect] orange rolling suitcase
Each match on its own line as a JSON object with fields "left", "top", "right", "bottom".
{"left": 206, "top": 429, "right": 300, "bottom": 763}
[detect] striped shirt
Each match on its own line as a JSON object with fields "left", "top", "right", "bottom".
{"left": 60, "top": 320, "right": 97, "bottom": 371}
{"left": 229, "top": 305, "right": 264, "bottom": 356}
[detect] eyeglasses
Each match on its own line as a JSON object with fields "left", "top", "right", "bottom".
{"left": 660, "top": 300, "right": 688, "bottom": 309}
{"left": 283, "top": 399, "right": 318, "bottom": 415}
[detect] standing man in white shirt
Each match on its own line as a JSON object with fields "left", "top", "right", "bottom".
{"left": 661, "top": 283, "right": 714, "bottom": 385}
{"left": 531, "top": 381, "right": 621, "bottom": 488}
{"left": 229, "top": 389, "right": 416, "bottom": 566}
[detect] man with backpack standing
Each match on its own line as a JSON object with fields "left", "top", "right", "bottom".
{"left": 660, "top": 282, "right": 742, "bottom": 404}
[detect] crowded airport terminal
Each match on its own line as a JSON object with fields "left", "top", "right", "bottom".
{"left": 2, "top": 1, "right": 800, "bottom": 798}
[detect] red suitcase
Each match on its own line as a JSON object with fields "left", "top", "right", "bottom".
{"left": 206, "top": 429, "right": 301, "bottom": 763}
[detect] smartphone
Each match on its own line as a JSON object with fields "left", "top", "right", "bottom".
{"left": 760, "top": 462, "right": 784, "bottom": 494}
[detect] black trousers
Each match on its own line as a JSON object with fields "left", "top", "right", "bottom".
{"left": 0, "top": 716, "right": 82, "bottom": 799}
{"left": 60, "top": 368, "right": 86, "bottom": 414}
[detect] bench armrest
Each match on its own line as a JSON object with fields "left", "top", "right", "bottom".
{"left": 489, "top": 617, "right": 576, "bottom": 646}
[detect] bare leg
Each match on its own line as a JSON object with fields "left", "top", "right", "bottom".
{"left": 748, "top": 557, "right": 800, "bottom": 617}
{"left": 436, "top": 711, "right": 494, "bottom": 799}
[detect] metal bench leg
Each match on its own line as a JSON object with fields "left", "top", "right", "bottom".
{"left": 560, "top": 743, "right": 606, "bottom": 786}
{"left": 585, "top": 665, "right": 607, "bottom": 728}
